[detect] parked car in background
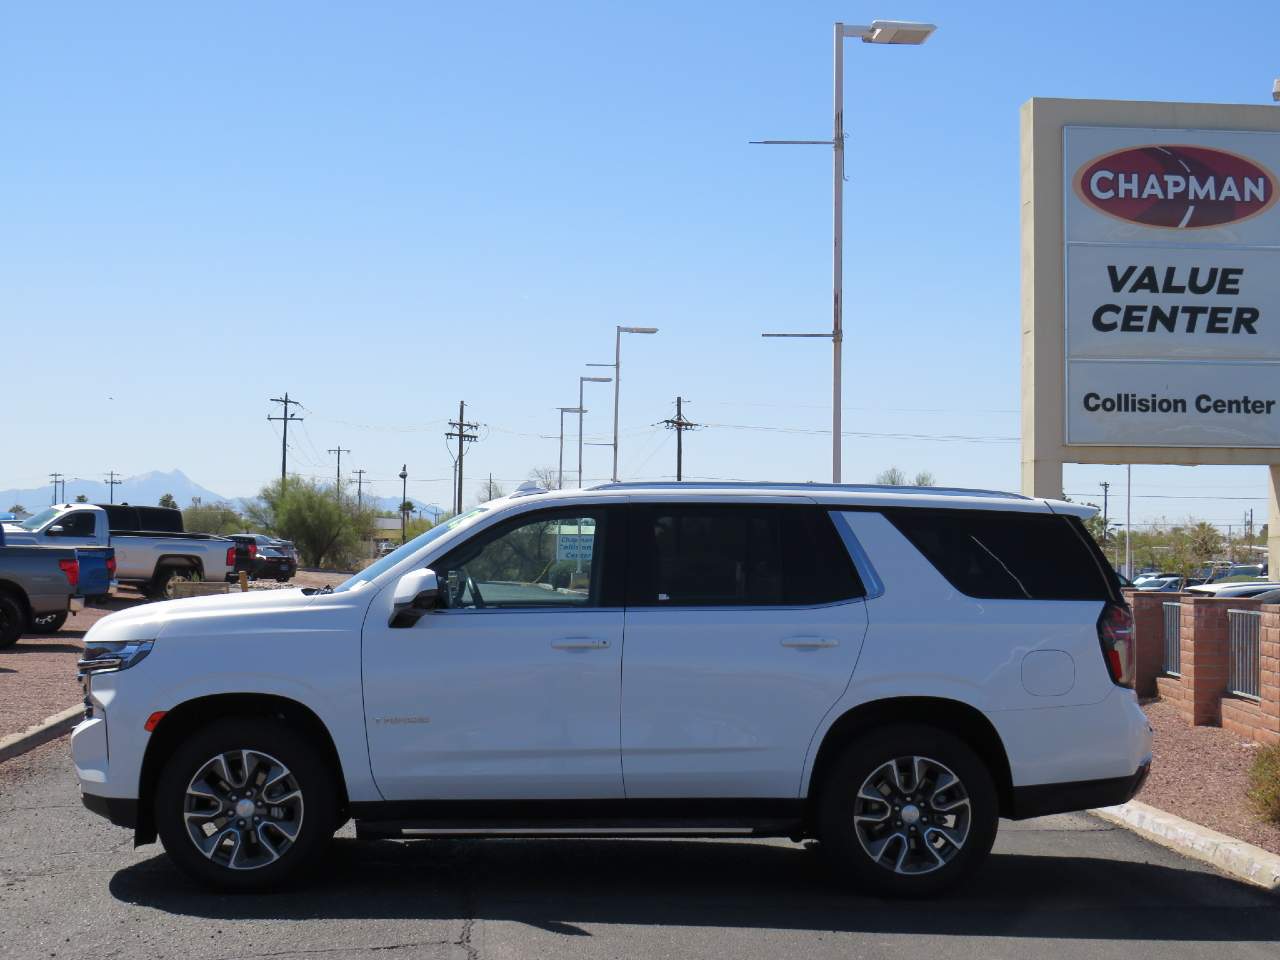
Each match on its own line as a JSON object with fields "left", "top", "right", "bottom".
{"left": 2, "top": 504, "right": 233, "bottom": 598}
{"left": 0, "top": 543, "right": 82, "bottom": 647}
{"left": 1251, "top": 588, "right": 1280, "bottom": 604}
{"left": 1184, "top": 581, "right": 1280, "bottom": 598}
{"left": 1135, "top": 576, "right": 1185, "bottom": 592}
{"left": 74, "top": 481, "right": 1149, "bottom": 896}
{"left": 226, "top": 534, "right": 297, "bottom": 583}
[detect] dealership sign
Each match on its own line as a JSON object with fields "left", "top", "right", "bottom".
{"left": 1064, "top": 125, "right": 1280, "bottom": 447}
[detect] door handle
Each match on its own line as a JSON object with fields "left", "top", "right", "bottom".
{"left": 781, "top": 637, "right": 838, "bottom": 649}
{"left": 551, "top": 638, "right": 611, "bottom": 650}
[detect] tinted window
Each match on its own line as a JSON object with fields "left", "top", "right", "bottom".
{"left": 886, "top": 509, "right": 1113, "bottom": 601}
{"left": 435, "top": 510, "right": 609, "bottom": 609}
{"left": 628, "top": 505, "right": 863, "bottom": 606}
{"left": 100, "top": 504, "right": 139, "bottom": 531}
{"left": 55, "top": 512, "right": 97, "bottom": 537}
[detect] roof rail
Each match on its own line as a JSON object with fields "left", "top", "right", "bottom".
{"left": 588, "top": 481, "right": 1029, "bottom": 500}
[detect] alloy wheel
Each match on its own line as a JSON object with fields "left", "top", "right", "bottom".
{"left": 852, "top": 755, "right": 971, "bottom": 876}
{"left": 183, "top": 749, "right": 305, "bottom": 870}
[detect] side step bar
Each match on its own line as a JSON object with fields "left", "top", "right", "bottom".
{"left": 355, "top": 818, "right": 803, "bottom": 841}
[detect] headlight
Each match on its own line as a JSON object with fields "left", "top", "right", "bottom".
{"left": 77, "top": 639, "right": 155, "bottom": 676}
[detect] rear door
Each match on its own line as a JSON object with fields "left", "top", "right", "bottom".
{"left": 621, "top": 502, "right": 868, "bottom": 798}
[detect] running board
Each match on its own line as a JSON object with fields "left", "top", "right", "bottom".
{"left": 355, "top": 818, "right": 803, "bottom": 841}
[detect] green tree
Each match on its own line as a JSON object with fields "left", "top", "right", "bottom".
{"left": 912, "top": 471, "right": 936, "bottom": 487}
{"left": 75, "top": 494, "right": 88, "bottom": 503}
{"left": 158, "top": 492, "right": 178, "bottom": 509}
{"left": 251, "top": 476, "right": 375, "bottom": 569}
{"left": 875, "top": 467, "right": 906, "bottom": 486}
{"left": 7, "top": 504, "right": 25, "bottom": 516}
{"left": 1188, "top": 521, "right": 1223, "bottom": 564}
{"left": 183, "top": 497, "right": 246, "bottom": 536}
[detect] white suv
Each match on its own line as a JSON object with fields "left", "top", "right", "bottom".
{"left": 73, "top": 482, "right": 1151, "bottom": 896}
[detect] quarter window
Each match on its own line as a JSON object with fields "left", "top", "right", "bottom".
{"left": 627, "top": 505, "right": 863, "bottom": 606}
{"left": 434, "top": 511, "right": 607, "bottom": 609}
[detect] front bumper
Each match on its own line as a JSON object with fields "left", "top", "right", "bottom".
{"left": 81, "top": 791, "right": 138, "bottom": 829}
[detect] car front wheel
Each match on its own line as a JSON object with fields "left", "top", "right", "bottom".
{"left": 817, "top": 724, "right": 998, "bottom": 897}
{"left": 155, "top": 717, "right": 337, "bottom": 891}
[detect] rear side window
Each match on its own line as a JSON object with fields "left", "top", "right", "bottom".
{"left": 885, "top": 509, "right": 1113, "bottom": 601}
{"left": 627, "top": 505, "right": 863, "bottom": 606}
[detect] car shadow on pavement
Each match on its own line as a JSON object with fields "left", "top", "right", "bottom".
{"left": 9, "top": 640, "right": 83, "bottom": 654}
{"left": 109, "top": 837, "right": 1279, "bottom": 942}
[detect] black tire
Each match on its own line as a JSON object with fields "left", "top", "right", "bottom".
{"left": 149, "top": 565, "right": 199, "bottom": 600}
{"left": 27, "top": 609, "right": 69, "bottom": 634}
{"left": 817, "top": 724, "right": 998, "bottom": 898}
{"left": 155, "top": 717, "right": 337, "bottom": 891}
{"left": 276, "top": 576, "right": 290, "bottom": 583}
{"left": 0, "top": 593, "right": 25, "bottom": 649}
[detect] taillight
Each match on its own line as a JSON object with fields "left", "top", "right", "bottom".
{"left": 226, "top": 546, "right": 236, "bottom": 567}
{"left": 106, "top": 555, "right": 117, "bottom": 576}
{"left": 1098, "top": 601, "right": 1135, "bottom": 688}
{"left": 248, "top": 543, "right": 258, "bottom": 559}
{"left": 59, "top": 558, "right": 80, "bottom": 590}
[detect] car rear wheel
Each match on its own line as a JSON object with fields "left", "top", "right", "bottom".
{"left": 817, "top": 724, "right": 998, "bottom": 898}
{"left": 155, "top": 717, "right": 337, "bottom": 891}
{"left": 0, "top": 594, "right": 25, "bottom": 649}
{"left": 27, "top": 610, "right": 68, "bottom": 633}
{"left": 150, "top": 565, "right": 200, "bottom": 600}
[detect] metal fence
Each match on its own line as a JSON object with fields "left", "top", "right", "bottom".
{"left": 1162, "top": 601, "right": 1181, "bottom": 676}
{"left": 1228, "top": 609, "right": 1262, "bottom": 701}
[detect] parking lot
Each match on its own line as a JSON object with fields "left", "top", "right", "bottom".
{"left": 1, "top": 736, "right": 1276, "bottom": 960}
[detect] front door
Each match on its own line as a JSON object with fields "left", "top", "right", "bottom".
{"left": 362, "top": 507, "right": 625, "bottom": 801}
{"left": 621, "top": 503, "right": 868, "bottom": 798}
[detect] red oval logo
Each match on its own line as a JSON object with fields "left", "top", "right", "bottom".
{"left": 1075, "top": 145, "right": 1277, "bottom": 229}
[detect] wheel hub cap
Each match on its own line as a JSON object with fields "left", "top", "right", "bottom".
{"left": 852, "top": 754, "right": 972, "bottom": 876}
{"left": 182, "top": 748, "right": 305, "bottom": 871}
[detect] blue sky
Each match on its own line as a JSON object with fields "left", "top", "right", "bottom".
{"left": 3, "top": 1, "right": 1277, "bottom": 528}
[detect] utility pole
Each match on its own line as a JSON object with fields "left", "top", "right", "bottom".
{"left": 49, "top": 472, "right": 63, "bottom": 505}
{"left": 660, "top": 396, "right": 701, "bottom": 482}
{"left": 105, "top": 471, "right": 122, "bottom": 504}
{"left": 351, "top": 469, "right": 367, "bottom": 508}
{"left": 268, "top": 393, "right": 303, "bottom": 487}
{"left": 446, "top": 401, "right": 479, "bottom": 514}
{"left": 327, "top": 446, "right": 350, "bottom": 499}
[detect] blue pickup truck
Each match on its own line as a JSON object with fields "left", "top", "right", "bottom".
{"left": 0, "top": 523, "right": 115, "bottom": 636}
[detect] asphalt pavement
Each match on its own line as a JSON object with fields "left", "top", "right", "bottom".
{"left": 2, "top": 738, "right": 1278, "bottom": 960}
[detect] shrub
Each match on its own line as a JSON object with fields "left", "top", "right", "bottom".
{"left": 1248, "top": 743, "right": 1280, "bottom": 824}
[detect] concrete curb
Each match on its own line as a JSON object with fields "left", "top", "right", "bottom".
{"left": 1092, "top": 799, "right": 1280, "bottom": 892}
{"left": 0, "top": 705, "right": 81, "bottom": 764}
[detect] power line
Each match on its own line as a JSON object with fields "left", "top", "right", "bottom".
{"left": 267, "top": 393, "right": 304, "bottom": 485}
{"left": 104, "top": 471, "right": 123, "bottom": 504}
{"left": 327, "top": 446, "right": 351, "bottom": 498}
{"left": 48, "top": 472, "right": 64, "bottom": 504}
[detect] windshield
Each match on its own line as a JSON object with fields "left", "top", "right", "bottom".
{"left": 19, "top": 507, "right": 61, "bottom": 531}
{"left": 333, "top": 507, "right": 490, "bottom": 592}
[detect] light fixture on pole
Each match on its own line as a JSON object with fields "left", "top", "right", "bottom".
{"left": 399, "top": 464, "right": 409, "bottom": 542}
{"left": 755, "top": 19, "right": 935, "bottom": 483}
{"left": 578, "top": 376, "right": 612, "bottom": 488}
{"left": 588, "top": 326, "right": 659, "bottom": 482}
{"left": 557, "top": 406, "right": 584, "bottom": 489}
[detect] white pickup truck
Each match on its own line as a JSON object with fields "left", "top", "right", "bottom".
{"left": 2, "top": 504, "right": 234, "bottom": 598}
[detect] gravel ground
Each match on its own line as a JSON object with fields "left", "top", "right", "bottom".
{"left": 1139, "top": 699, "right": 1280, "bottom": 855}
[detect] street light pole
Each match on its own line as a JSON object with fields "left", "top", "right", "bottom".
{"left": 578, "top": 376, "right": 612, "bottom": 488}
{"left": 590, "top": 326, "right": 659, "bottom": 482}
{"left": 557, "top": 406, "right": 583, "bottom": 490}
{"left": 399, "top": 464, "right": 408, "bottom": 543}
{"left": 756, "top": 19, "right": 935, "bottom": 483}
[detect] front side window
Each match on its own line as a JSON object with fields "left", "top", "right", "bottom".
{"left": 51, "top": 512, "right": 96, "bottom": 537}
{"left": 435, "top": 511, "right": 607, "bottom": 609}
{"left": 627, "top": 505, "right": 863, "bottom": 607}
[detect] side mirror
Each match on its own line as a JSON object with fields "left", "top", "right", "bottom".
{"left": 393, "top": 568, "right": 439, "bottom": 612}
{"left": 47, "top": 525, "right": 64, "bottom": 536}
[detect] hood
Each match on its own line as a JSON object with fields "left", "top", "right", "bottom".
{"left": 85, "top": 587, "right": 324, "bottom": 644}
